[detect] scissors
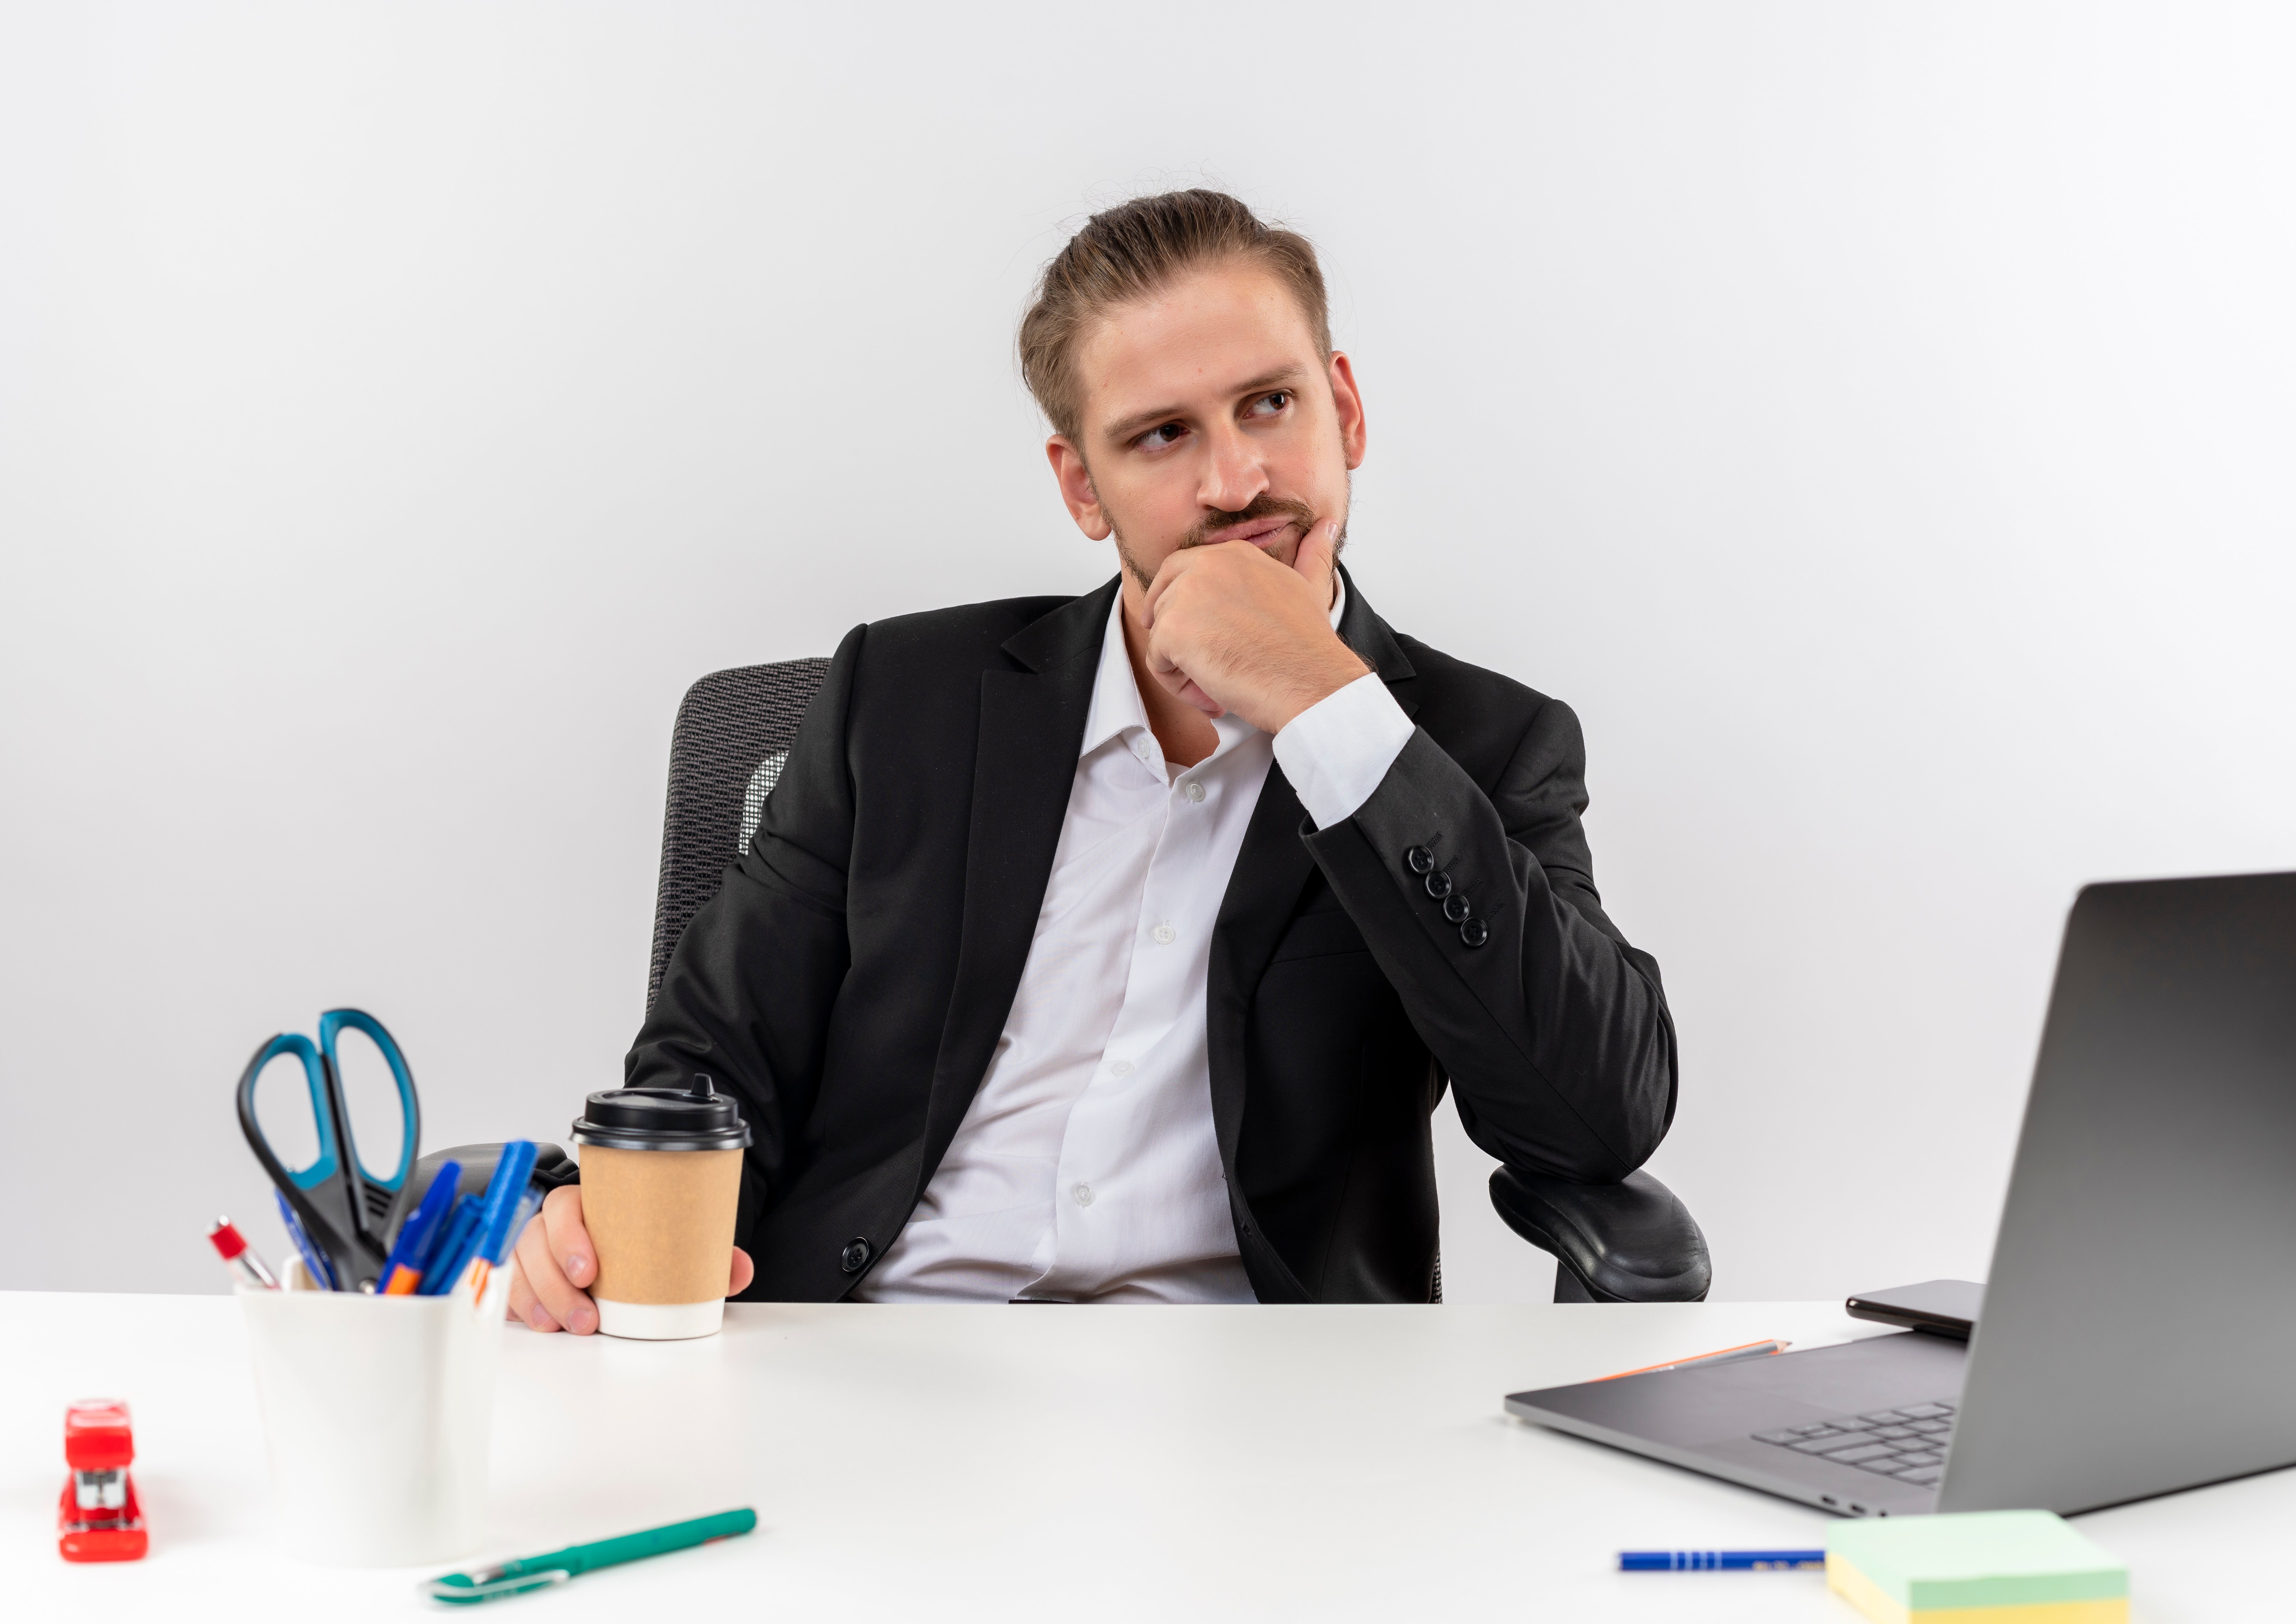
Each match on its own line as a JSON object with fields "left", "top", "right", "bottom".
{"left": 235, "top": 1009, "right": 421, "bottom": 1291}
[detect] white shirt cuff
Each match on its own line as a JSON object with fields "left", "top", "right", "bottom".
{"left": 1272, "top": 672, "right": 1415, "bottom": 829}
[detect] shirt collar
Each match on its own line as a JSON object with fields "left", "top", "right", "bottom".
{"left": 1080, "top": 573, "right": 1349, "bottom": 766}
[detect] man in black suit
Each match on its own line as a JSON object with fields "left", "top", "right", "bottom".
{"left": 509, "top": 190, "right": 1675, "bottom": 1322}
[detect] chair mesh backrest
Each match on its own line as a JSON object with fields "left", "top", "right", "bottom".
{"left": 647, "top": 658, "right": 832, "bottom": 1011}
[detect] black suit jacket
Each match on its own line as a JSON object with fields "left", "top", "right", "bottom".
{"left": 628, "top": 569, "right": 1677, "bottom": 1303}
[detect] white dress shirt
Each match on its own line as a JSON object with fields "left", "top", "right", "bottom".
{"left": 858, "top": 578, "right": 1414, "bottom": 1303}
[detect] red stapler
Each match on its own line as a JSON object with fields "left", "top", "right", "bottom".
{"left": 59, "top": 1399, "right": 147, "bottom": 1561}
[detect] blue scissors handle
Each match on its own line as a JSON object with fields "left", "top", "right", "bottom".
{"left": 237, "top": 1033, "right": 367, "bottom": 1283}
{"left": 237, "top": 1034, "right": 345, "bottom": 1187}
{"left": 234, "top": 1009, "right": 422, "bottom": 1290}
{"left": 318, "top": 1008, "right": 420, "bottom": 1193}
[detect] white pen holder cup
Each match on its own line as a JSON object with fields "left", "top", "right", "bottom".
{"left": 238, "top": 1259, "right": 510, "bottom": 1566}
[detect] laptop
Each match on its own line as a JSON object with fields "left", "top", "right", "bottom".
{"left": 1505, "top": 870, "right": 2296, "bottom": 1517}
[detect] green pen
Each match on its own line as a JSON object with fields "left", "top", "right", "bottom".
{"left": 424, "top": 1508, "right": 758, "bottom": 1605}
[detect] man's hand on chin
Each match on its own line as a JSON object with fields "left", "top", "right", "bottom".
{"left": 1140, "top": 519, "right": 1370, "bottom": 734}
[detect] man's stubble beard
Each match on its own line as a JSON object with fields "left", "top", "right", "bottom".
{"left": 1110, "top": 475, "right": 1353, "bottom": 594}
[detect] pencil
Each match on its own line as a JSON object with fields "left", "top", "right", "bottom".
{"left": 1592, "top": 1339, "right": 1791, "bottom": 1382}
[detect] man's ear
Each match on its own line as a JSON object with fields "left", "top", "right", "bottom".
{"left": 1046, "top": 435, "right": 1112, "bottom": 540}
{"left": 1328, "top": 352, "right": 1368, "bottom": 471}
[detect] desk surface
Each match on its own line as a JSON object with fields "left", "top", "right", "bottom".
{"left": 6, "top": 1292, "right": 2285, "bottom": 1621}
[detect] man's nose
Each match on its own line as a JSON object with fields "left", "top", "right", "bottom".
{"left": 1197, "top": 422, "right": 1269, "bottom": 516}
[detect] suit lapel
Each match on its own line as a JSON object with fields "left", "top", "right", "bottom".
{"left": 1209, "top": 567, "right": 1418, "bottom": 1299}
{"left": 916, "top": 577, "right": 1118, "bottom": 1188}
{"left": 1210, "top": 563, "right": 1420, "bottom": 1130}
{"left": 1204, "top": 759, "right": 1318, "bottom": 1301}
{"left": 1336, "top": 562, "right": 1419, "bottom": 713}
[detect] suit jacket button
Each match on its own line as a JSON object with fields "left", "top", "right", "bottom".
{"left": 1405, "top": 845, "right": 1436, "bottom": 875}
{"left": 1459, "top": 917, "right": 1490, "bottom": 948}
{"left": 1443, "top": 893, "right": 1472, "bottom": 923}
{"left": 1424, "top": 870, "right": 1453, "bottom": 899}
{"left": 840, "top": 1238, "right": 871, "bottom": 1273}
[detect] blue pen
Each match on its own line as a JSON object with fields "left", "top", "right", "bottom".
{"left": 1620, "top": 1550, "right": 1826, "bottom": 1571}
{"left": 379, "top": 1160, "right": 461, "bottom": 1295}
{"left": 458, "top": 1141, "right": 540, "bottom": 1299}
{"left": 423, "top": 1142, "right": 537, "bottom": 1298}
{"left": 494, "top": 1183, "right": 545, "bottom": 1268}
{"left": 414, "top": 1196, "right": 484, "bottom": 1296}
{"left": 275, "top": 1188, "right": 341, "bottom": 1290}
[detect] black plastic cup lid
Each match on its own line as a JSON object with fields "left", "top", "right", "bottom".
{"left": 570, "top": 1075, "right": 753, "bottom": 1151}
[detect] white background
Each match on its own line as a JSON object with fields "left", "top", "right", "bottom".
{"left": 3, "top": 3, "right": 2290, "bottom": 1301}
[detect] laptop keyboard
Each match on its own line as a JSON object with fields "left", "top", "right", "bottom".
{"left": 1752, "top": 1400, "right": 1957, "bottom": 1487}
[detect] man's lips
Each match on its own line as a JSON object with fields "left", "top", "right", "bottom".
{"left": 1201, "top": 517, "right": 1300, "bottom": 549}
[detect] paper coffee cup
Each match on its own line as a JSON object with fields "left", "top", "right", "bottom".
{"left": 570, "top": 1077, "right": 752, "bottom": 1340}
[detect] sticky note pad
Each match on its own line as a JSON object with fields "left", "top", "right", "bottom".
{"left": 1826, "top": 1511, "right": 2128, "bottom": 1624}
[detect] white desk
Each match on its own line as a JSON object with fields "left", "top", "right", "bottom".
{"left": 6, "top": 1293, "right": 2284, "bottom": 1621}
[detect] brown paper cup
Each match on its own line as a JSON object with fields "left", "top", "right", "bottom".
{"left": 581, "top": 1145, "right": 742, "bottom": 1340}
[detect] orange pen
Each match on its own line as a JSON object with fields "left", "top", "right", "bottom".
{"left": 1592, "top": 1338, "right": 1792, "bottom": 1382}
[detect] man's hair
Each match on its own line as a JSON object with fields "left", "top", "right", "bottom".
{"left": 1018, "top": 189, "right": 1332, "bottom": 444}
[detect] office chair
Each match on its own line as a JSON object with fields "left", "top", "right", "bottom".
{"left": 645, "top": 658, "right": 832, "bottom": 1011}
{"left": 646, "top": 660, "right": 1711, "bottom": 1306}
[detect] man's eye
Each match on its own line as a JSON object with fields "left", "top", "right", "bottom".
{"left": 1249, "top": 390, "right": 1291, "bottom": 417}
{"left": 1139, "top": 422, "right": 1187, "bottom": 449}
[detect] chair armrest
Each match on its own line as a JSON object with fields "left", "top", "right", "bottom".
{"left": 383, "top": 1142, "right": 576, "bottom": 1242}
{"left": 1489, "top": 1165, "right": 1711, "bottom": 1303}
